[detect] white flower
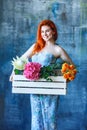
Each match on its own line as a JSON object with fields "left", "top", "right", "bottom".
{"left": 12, "top": 56, "right": 28, "bottom": 70}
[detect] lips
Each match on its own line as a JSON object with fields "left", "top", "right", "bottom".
{"left": 43, "top": 36, "right": 48, "bottom": 39}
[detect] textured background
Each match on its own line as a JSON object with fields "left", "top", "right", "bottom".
{"left": 0, "top": 0, "right": 87, "bottom": 130}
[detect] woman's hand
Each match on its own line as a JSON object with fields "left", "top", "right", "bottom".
{"left": 9, "top": 71, "right": 14, "bottom": 82}
{"left": 9, "top": 74, "right": 13, "bottom": 81}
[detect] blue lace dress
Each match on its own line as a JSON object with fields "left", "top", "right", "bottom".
{"left": 30, "top": 52, "right": 59, "bottom": 130}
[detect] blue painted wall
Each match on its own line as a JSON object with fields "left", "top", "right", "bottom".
{"left": 0, "top": 0, "right": 87, "bottom": 130}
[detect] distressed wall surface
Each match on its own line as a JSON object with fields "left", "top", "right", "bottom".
{"left": 0, "top": 0, "right": 87, "bottom": 130}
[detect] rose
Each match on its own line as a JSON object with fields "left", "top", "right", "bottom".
{"left": 23, "top": 62, "right": 42, "bottom": 80}
{"left": 61, "top": 63, "right": 77, "bottom": 81}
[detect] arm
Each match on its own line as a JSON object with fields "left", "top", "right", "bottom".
{"left": 21, "top": 44, "right": 35, "bottom": 59}
{"left": 56, "top": 46, "right": 74, "bottom": 65}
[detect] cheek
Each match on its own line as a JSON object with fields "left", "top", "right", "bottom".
{"left": 48, "top": 32, "right": 53, "bottom": 37}
{"left": 41, "top": 33, "right": 44, "bottom": 37}
{"left": 48, "top": 31, "right": 53, "bottom": 35}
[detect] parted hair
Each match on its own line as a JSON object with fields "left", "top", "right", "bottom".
{"left": 32, "top": 19, "right": 58, "bottom": 54}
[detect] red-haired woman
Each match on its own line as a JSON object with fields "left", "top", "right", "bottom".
{"left": 10, "top": 19, "right": 74, "bottom": 130}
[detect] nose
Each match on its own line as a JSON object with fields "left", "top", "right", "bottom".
{"left": 44, "top": 32, "right": 47, "bottom": 36}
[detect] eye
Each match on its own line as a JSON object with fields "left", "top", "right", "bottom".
{"left": 46, "top": 29, "right": 52, "bottom": 33}
{"left": 46, "top": 30, "right": 50, "bottom": 32}
{"left": 41, "top": 30, "right": 44, "bottom": 33}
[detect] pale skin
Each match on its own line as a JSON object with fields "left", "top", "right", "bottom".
{"left": 9, "top": 25, "right": 74, "bottom": 81}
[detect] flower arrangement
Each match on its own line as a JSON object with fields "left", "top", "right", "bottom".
{"left": 61, "top": 63, "right": 77, "bottom": 81}
{"left": 12, "top": 57, "right": 77, "bottom": 81}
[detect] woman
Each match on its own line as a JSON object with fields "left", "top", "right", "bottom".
{"left": 10, "top": 19, "right": 74, "bottom": 130}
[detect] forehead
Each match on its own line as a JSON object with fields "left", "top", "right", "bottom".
{"left": 41, "top": 25, "right": 51, "bottom": 30}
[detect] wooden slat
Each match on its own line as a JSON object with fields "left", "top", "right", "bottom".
{"left": 12, "top": 75, "right": 67, "bottom": 95}
{"left": 12, "top": 88, "right": 67, "bottom": 95}
{"left": 12, "top": 81, "right": 66, "bottom": 88}
{"left": 13, "top": 75, "right": 66, "bottom": 82}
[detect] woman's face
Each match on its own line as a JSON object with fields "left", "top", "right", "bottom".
{"left": 41, "top": 25, "right": 54, "bottom": 42}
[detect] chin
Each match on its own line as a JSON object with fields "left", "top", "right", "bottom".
{"left": 43, "top": 38, "right": 50, "bottom": 41}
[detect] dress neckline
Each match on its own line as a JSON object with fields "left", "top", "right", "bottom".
{"left": 36, "top": 51, "right": 56, "bottom": 58}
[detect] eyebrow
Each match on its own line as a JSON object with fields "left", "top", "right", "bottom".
{"left": 41, "top": 28, "right": 51, "bottom": 31}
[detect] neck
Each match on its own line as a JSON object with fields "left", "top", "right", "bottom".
{"left": 45, "top": 39, "right": 55, "bottom": 46}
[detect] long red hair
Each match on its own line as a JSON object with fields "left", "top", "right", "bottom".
{"left": 33, "top": 19, "right": 58, "bottom": 54}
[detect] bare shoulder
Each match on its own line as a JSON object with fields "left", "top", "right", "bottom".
{"left": 55, "top": 44, "right": 63, "bottom": 50}
{"left": 54, "top": 44, "right": 64, "bottom": 54}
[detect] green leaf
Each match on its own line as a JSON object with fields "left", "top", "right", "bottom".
{"left": 46, "top": 77, "right": 53, "bottom": 82}
{"left": 14, "top": 69, "right": 23, "bottom": 75}
{"left": 40, "top": 63, "right": 63, "bottom": 81}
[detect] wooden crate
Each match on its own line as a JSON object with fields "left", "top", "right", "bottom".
{"left": 12, "top": 75, "right": 67, "bottom": 95}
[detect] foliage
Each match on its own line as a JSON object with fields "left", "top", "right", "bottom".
{"left": 40, "top": 63, "right": 62, "bottom": 81}
{"left": 12, "top": 56, "right": 77, "bottom": 82}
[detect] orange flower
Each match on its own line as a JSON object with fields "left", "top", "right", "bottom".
{"left": 69, "top": 75, "right": 75, "bottom": 81}
{"left": 62, "top": 63, "right": 69, "bottom": 69}
{"left": 69, "top": 64, "right": 75, "bottom": 70}
{"left": 61, "top": 63, "right": 69, "bottom": 73}
{"left": 63, "top": 72, "right": 71, "bottom": 79}
{"left": 66, "top": 72, "right": 72, "bottom": 78}
{"left": 61, "top": 67, "right": 67, "bottom": 73}
{"left": 72, "top": 69, "right": 77, "bottom": 75}
{"left": 63, "top": 73, "right": 68, "bottom": 79}
{"left": 61, "top": 62, "right": 77, "bottom": 81}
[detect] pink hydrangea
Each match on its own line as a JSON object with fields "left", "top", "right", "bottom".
{"left": 23, "top": 62, "right": 42, "bottom": 80}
